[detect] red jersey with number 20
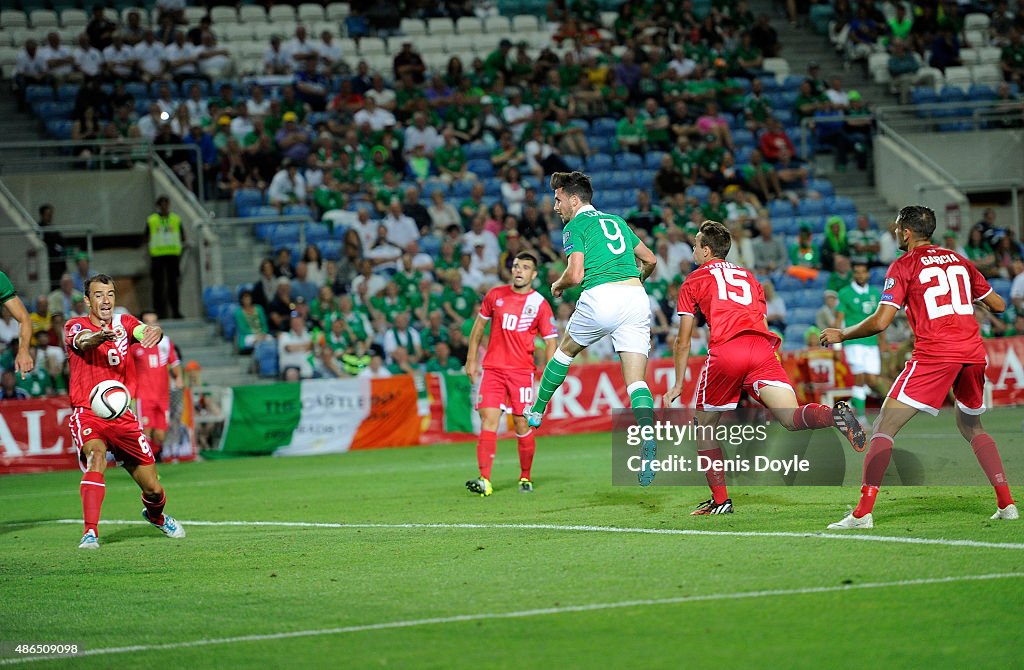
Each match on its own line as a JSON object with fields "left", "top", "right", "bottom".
{"left": 478, "top": 286, "right": 557, "bottom": 370}
{"left": 880, "top": 245, "right": 991, "bottom": 363}
{"left": 65, "top": 313, "right": 143, "bottom": 408}
{"left": 677, "top": 260, "right": 780, "bottom": 349}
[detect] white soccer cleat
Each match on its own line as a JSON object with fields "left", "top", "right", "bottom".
{"left": 524, "top": 406, "right": 543, "bottom": 429}
{"left": 78, "top": 530, "right": 100, "bottom": 549}
{"left": 827, "top": 512, "right": 874, "bottom": 529}
{"left": 991, "top": 504, "right": 1019, "bottom": 520}
{"left": 143, "top": 509, "right": 186, "bottom": 538}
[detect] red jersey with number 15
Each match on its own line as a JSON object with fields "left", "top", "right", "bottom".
{"left": 677, "top": 260, "right": 780, "bottom": 349}
{"left": 478, "top": 285, "right": 557, "bottom": 370}
{"left": 880, "top": 244, "right": 991, "bottom": 363}
{"left": 65, "top": 313, "right": 143, "bottom": 408}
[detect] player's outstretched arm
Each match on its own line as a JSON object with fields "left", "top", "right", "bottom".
{"left": 664, "top": 314, "right": 695, "bottom": 405}
{"left": 977, "top": 290, "right": 1006, "bottom": 314}
{"left": 552, "top": 252, "right": 585, "bottom": 298}
{"left": 3, "top": 294, "right": 35, "bottom": 377}
{"left": 75, "top": 328, "right": 119, "bottom": 352}
{"left": 464, "top": 315, "right": 489, "bottom": 382}
{"left": 633, "top": 240, "right": 657, "bottom": 281}
{"left": 820, "top": 304, "right": 897, "bottom": 346}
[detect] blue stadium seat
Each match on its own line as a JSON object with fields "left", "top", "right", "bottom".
{"left": 798, "top": 199, "right": 827, "bottom": 217}
{"left": 591, "top": 117, "right": 618, "bottom": 136}
{"left": 769, "top": 199, "right": 795, "bottom": 218}
{"left": 772, "top": 216, "right": 796, "bottom": 236}
{"left": 828, "top": 196, "right": 856, "bottom": 215}
{"left": 783, "top": 323, "right": 812, "bottom": 347}
{"left": 254, "top": 340, "right": 279, "bottom": 377}
{"left": 202, "top": 285, "right": 234, "bottom": 320}
{"left": 776, "top": 274, "right": 804, "bottom": 291}
{"left": 588, "top": 135, "right": 616, "bottom": 154}
{"left": 772, "top": 109, "right": 794, "bottom": 125}
{"left": 968, "top": 84, "right": 996, "bottom": 101}
{"left": 731, "top": 128, "right": 754, "bottom": 147}
{"left": 319, "top": 240, "right": 342, "bottom": 261}
{"left": 807, "top": 179, "right": 834, "bottom": 197}
{"left": 588, "top": 153, "right": 614, "bottom": 172}
{"left": 562, "top": 155, "right": 585, "bottom": 171}
{"left": 463, "top": 143, "right": 493, "bottom": 161}
{"left": 483, "top": 177, "right": 503, "bottom": 198}
{"left": 181, "top": 78, "right": 209, "bottom": 96}
{"left": 234, "top": 188, "right": 264, "bottom": 212}
{"left": 46, "top": 120, "right": 73, "bottom": 140}
{"left": 269, "top": 223, "right": 303, "bottom": 247}
{"left": 783, "top": 75, "right": 805, "bottom": 90}
{"left": 686, "top": 184, "right": 710, "bottom": 203}
{"left": 34, "top": 101, "right": 74, "bottom": 120}
{"left": 789, "top": 307, "right": 818, "bottom": 325}
{"left": 283, "top": 204, "right": 313, "bottom": 218}
{"left": 450, "top": 180, "right": 475, "bottom": 200}
{"left": 306, "top": 223, "right": 331, "bottom": 243}
{"left": 25, "top": 86, "right": 54, "bottom": 104}
{"left": 869, "top": 266, "right": 888, "bottom": 286}
{"left": 467, "top": 159, "right": 494, "bottom": 179}
{"left": 734, "top": 146, "right": 753, "bottom": 163}
{"left": 644, "top": 151, "right": 666, "bottom": 169}
{"left": 589, "top": 172, "right": 614, "bottom": 191}
{"left": 124, "top": 81, "right": 149, "bottom": 99}
{"left": 569, "top": 118, "right": 590, "bottom": 133}
{"left": 57, "top": 84, "right": 79, "bottom": 101}
{"left": 218, "top": 303, "right": 237, "bottom": 341}
{"left": 608, "top": 171, "right": 636, "bottom": 190}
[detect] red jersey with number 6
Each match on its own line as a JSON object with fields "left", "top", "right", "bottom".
{"left": 65, "top": 313, "right": 143, "bottom": 408}
{"left": 478, "top": 286, "right": 557, "bottom": 370}
{"left": 677, "top": 260, "right": 780, "bottom": 349}
{"left": 880, "top": 245, "right": 991, "bottom": 363}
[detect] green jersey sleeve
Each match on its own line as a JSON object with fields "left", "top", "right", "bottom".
{"left": 0, "top": 271, "right": 16, "bottom": 303}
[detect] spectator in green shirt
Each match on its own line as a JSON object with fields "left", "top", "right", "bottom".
{"left": 640, "top": 98, "right": 672, "bottom": 151}
{"left": 425, "top": 341, "right": 463, "bottom": 373}
{"left": 789, "top": 223, "right": 822, "bottom": 268}
{"left": 616, "top": 106, "right": 648, "bottom": 154}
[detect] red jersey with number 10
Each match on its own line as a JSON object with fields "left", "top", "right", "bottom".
{"left": 65, "top": 313, "right": 143, "bottom": 408}
{"left": 677, "top": 260, "right": 780, "bottom": 349}
{"left": 880, "top": 244, "right": 991, "bottom": 363}
{"left": 478, "top": 285, "right": 557, "bottom": 370}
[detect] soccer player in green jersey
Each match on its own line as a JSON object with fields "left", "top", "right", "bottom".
{"left": 0, "top": 270, "right": 36, "bottom": 378}
{"left": 523, "top": 172, "right": 660, "bottom": 484}
{"left": 836, "top": 262, "right": 886, "bottom": 426}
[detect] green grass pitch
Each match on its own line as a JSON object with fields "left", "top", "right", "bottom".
{"left": 2, "top": 413, "right": 1024, "bottom": 669}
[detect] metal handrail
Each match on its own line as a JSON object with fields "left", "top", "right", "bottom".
{"left": 874, "top": 116, "right": 959, "bottom": 186}
{"left": 0, "top": 178, "right": 41, "bottom": 236}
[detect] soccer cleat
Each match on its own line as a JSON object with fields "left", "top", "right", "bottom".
{"left": 524, "top": 406, "right": 543, "bottom": 429}
{"left": 690, "top": 498, "right": 734, "bottom": 515}
{"left": 143, "top": 509, "right": 186, "bottom": 538}
{"left": 832, "top": 401, "right": 866, "bottom": 452}
{"left": 827, "top": 511, "right": 874, "bottom": 529}
{"left": 78, "top": 529, "right": 99, "bottom": 550}
{"left": 466, "top": 477, "right": 493, "bottom": 497}
{"left": 638, "top": 439, "right": 657, "bottom": 487}
{"left": 518, "top": 478, "right": 534, "bottom": 493}
{"left": 991, "top": 503, "right": 1019, "bottom": 520}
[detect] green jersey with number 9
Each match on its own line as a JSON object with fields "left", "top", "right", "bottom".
{"left": 562, "top": 205, "right": 642, "bottom": 291}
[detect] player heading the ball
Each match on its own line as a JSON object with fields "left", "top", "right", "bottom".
{"left": 522, "top": 171, "right": 661, "bottom": 486}
{"left": 66, "top": 274, "right": 186, "bottom": 549}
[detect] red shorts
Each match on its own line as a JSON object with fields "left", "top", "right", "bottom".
{"left": 695, "top": 335, "right": 793, "bottom": 411}
{"left": 69, "top": 407, "right": 156, "bottom": 471}
{"left": 136, "top": 397, "right": 169, "bottom": 432}
{"left": 477, "top": 368, "right": 535, "bottom": 415}
{"left": 888, "top": 359, "right": 986, "bottom": 416}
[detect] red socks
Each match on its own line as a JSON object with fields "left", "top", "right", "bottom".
{"left": 477, "top": 430, "right": 497, "bottom": 480}
{"left": 517, "top": 430, "right": 535, "bottom": 481}
{"left": 698, "top": 447, "right": 729, "bottom": 504}
{"left": 80, "top": 471, "right": 105, "bottom": 535}
{"left": 143, "top": 490, "right": 167, "bottom": 526}
{"left": 852, "top": 433, "right": 894, "bottom": 518}
{"left": 792, "top": 404, "right": 833, "bottom": 430}
{"left": 971, "top": 434, "right": 1014, "bottom": 509}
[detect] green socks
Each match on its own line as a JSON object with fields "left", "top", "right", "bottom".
{"left": 628, "top": 382, "right": 655, "bottom": 429}
{"left": 533, "top": 350, "right": 574, "bottom": 415}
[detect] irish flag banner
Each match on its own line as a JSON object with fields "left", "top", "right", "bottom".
{"left": 216, "top": 376, "right": 420, "bottom": 457}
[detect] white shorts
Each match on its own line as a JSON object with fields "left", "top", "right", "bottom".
{"left": 845, "top": 343, "right": 881, "bottom": 376}
{"left": 567, "top": 283, "right": 651, "bottom": 355}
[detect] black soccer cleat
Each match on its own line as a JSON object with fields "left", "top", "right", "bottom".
{"left": 690, "top": 498, "right": 734, "bottom": 515}
{"left": 832, "top": 401, "right": 867, "bottom": 452}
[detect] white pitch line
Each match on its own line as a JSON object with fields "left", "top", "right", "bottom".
{"left": 1, "top": 572, "right": 1021, "bottom": 666}
{"left": 28, "top": 518, "right": 1024, "bottom": 551}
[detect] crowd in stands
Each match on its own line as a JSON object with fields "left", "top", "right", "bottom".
{"left": 5, "top": 0, "right": 1024, "bottom": 385}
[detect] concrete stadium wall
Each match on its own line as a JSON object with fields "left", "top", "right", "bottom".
{"left": 874, "top": 134, "right": 968, "bottom": 223}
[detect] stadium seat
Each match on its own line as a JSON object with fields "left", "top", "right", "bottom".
{"left": 943, "top": 66, "right": 972, "bottom": 92}
{"left": 977, "top": 47, "right": 1002, "bottom": 66}
{"left": 29, "top": 9, "right": 58, "bottom": 28}
{"left": 971, "top": 64, "right": 1002, "bottom": 88}
{"left": 427, "top": 17, "right": 455, "bottom": 34}
{"left": 968, "top": 84, "right": 996, "bottom": 101}
{"left": 807, "top": 179, "right": 834, "bottom": 198}
{"left": 254, "top": 340, "right": 279, "bottom": 377}
{"left": 0, "top": 10, "right": 29, "bottom": 28}
{"left": 769, "top": 199, "right": 795, "bottom": 218}
{"left": 964, "top": 12, "right": 990, "bottom": 31}
{"left": 511, "top": 14, "right": 539, "bottom": 32}
{"left": 614, "top": 152, "right": 643, "bottom": 170}
{"left": 686, "top": 184, "right": 711, "bottom": 203}
{"left": 588, "top": 153, "right": 614, "bottom": 172}
{"left": 399, "top": 18, "right": 426, "bottom": 35}
{"left": 456, "top": 16, "right": 483, "bottom": 33}
{"left": 298, "top": 3, "right": 325, "bottom": 22}
{"left": 218, "top": 303, "right": 237, "bottom": 340}
{"left": 562, "top": 155, "right": 585, "bottom": 171}
{"left": 484, "top": 15, "right": 511, "bottom": 33}
{"left": 828, "top": 196, "right": 856, "bottom": 215}
{"left": 798, "top": 199, "right": 827, "bottom": 217}
{"left": 325, "top": 2, "right": 351, "bottom": 21}
{"left": 467, "top": 159, "right": 495, "bottom": 179}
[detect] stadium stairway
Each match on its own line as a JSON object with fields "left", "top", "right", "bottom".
{"left": 0, "top": 85, "right": 52, "bottom": 168}
{"left": 764, "top": 5, "right": 897, "bottom": 224}
{"left": 160, "top": 317, "right": 264, "bottom": 388}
